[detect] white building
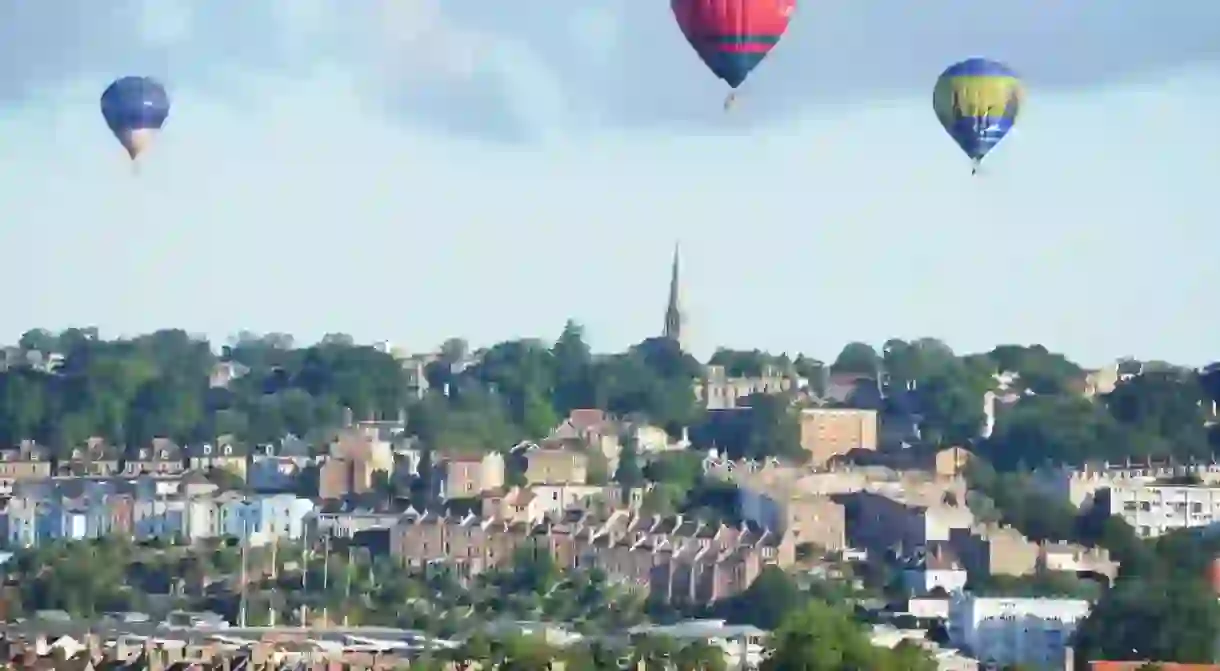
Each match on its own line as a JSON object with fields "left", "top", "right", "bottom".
{"left": 904, "top": 547, "right": 968, "bottom": 595}
{"left": 1107, "top": 482, "right": 1220, "bottom": 538}
{"left": 1033, "top": 462, "right": 1220, "bottom": 510}
{"left": 948, "top": 596, "right": 1090, "bottom": 670}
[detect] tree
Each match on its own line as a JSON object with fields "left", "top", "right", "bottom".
{"left": 986, "top": 344, "right": 1084, "bottom": 395}
{"left": 740, "top": 393, "right": 803, "bottom": 461}
{"left": 18, "top": 328, "right": 57, "bottom": 353}
{"left": 585, "top": 449, "right": 610, "bottom": 485}
{"left": 980, "top": 395, "right": 1133, "bottom": 470}
{"left": 715, "top": 566, "right": 807, "bottom": 629}
{"left": 914, "top": 367, "right": 989, "bottom": 446}
{"left": 552, "top": 320, "right": 594, "bottom": 413}
{"left": 831, "top": 342, "right": 879, "bottom": 375}
{"left": 884, "top": 640, "right": 937, "bottom": 671}
{"left": 595, "top": 337, "right": 702, "bottom": 432}
{"left": 1103, "top": 371, "right": 1210, "bottom": 458}
{"left": 761, "top": 600, "right": 881, "bottom": 671}
{"left": 674, "top": 642, "right": 727, "bottom": 671}
{"left": 614, "top": 438, "right": 645, "bottom": 486}
{"left": 793, "top": 355, "right": 826, "bottom": 395}
{"left": 708, "top": 349, "right": 787, "bottom": 378}
{"left": 1074, "top": 571, "right": 1220, "bottom": 664}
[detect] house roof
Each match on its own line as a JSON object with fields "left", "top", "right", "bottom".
{"left": 568, "top": 408, "right": 608, "bottom": 432}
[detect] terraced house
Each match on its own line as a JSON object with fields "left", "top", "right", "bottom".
{"left": 391, "top": 508, "right": 787, "bottom": 605}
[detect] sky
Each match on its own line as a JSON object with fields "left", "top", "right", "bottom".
{"left": 0, "top": 1, "right": 1218, "bottom": 368}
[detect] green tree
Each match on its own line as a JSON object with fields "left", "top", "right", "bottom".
{"left": 552, "top": 320, "right": 594, "bottom": 413}
{"left": 740, "top": 393, "right": 803, "bottom": 461}
{"left": 831, "top": 342, "right": 880, "bottom": 375}
{"left": 595, "top": 337, "right": 702, "bottom": 431}
{"left": 708, "top": 349, "right": 787, "bottom": 378}
{"left": 1103, "top": 371, "right": 1210, "bottom": 458}
{"left": 614, "top": 438, "right": 645, "bottom": 486}
{"left": 1074, "top": 572, "right": 1220, "bottom": 664}
{"left": 986, "top": 344, "right": 1084, "bottom": 394}
{"left": 980, "top": 395, "right": 1134, "bottom": 470}
{"left": 761, "top": 600, "right": 881, "bottom": 671}
{"left": 18, "top": 328, "right": 57, "bottom": 353}
{"left": 883, "top": 640, "right": 937, "bottom": 671}
{"left": 715, "top": 566, "right": 807, "bottom": 629}
{"left": 674, "top": 641, "right": 727, "bottom": 671}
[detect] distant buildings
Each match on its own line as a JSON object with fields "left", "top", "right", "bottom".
{"left": 1106, "top": 481, "right": 1220, "bottom": 538}
{"left": 798, "top": 408, "right": 878, "bottom": 465}
{"left": 948, "top": 595, "right": 1090, "bottom": 669}
{"left": 3, "top": 482, "right": 314, "bottom": 548}
{"left": 391, "top": 509, "right": 783, "bottom": 605}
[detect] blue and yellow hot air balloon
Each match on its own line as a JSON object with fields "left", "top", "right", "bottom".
{"left": 933, "top": 58, "right": 1023, "bottom": 175}
{"left": 100, "top": 76, "right": 170, "bottom": 164}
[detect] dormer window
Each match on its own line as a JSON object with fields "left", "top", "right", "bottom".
{"left": 223, "top": 445, "right": 232, "bottom": 456}
{"left": 160, "top": 450, "right": 169, "bottom": 459}
{"left": 203, "top": 445, "right": 212, "bottom": 455}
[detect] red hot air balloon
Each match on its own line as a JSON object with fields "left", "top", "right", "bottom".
{"left": 671, "top": 0, "right": 796, "bottom": 109}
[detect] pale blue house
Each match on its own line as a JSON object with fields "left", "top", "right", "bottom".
{"left": 220, "top": 494, "right": 313, "bottom": 545}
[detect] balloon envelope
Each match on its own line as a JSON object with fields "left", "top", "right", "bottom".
{"left": 100, "top": 76, "right": 170, "bottom": 160}
{"left": 671, "top": 0, "right": 796, "bottom": 89}
{"left": 932, "top": 58, "right": 1022, "bottom": 163}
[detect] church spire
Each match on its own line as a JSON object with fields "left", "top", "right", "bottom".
{"left": 662, "top": 242, "right": 685, "bottom": 349}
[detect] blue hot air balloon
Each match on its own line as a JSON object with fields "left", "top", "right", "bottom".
{"left": 932, "top": 58, "right": 1023, "bottom": 175}
{"left": 100, "top": 76, "right": 170, "bottom": 161}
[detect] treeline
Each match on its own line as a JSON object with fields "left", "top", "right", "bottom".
{"left": 0, "top": 324, "right": 706, "bottom": 455}
{"left": 3, "top": 326, "right": 1219, "bottom": 470}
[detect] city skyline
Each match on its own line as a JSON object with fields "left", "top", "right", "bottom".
{"left": 0, "top": 1, "right": 1217, "bottom": 367}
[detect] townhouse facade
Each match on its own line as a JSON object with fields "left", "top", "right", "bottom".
{"left": 390, "top": 509, "right": 786, "bottom": 604}
{"left": 3, "top": 491, "right": 314, "bottom": 548}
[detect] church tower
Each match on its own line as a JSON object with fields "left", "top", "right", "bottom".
{"left": 662, "top": 242, "right": 686, "bottom": 350}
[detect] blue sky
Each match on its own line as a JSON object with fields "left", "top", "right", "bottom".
{"left": 1, "top": 1, "right": 1218, "bottom": 367}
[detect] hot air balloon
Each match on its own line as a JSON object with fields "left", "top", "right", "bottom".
{"left": 932, "top": 58, "right": 1023, "bottom": 175}
{"left": 671, "top": 0, "right": 796, "bottom": 110}
{"left": 100, "top": 76, "right": 170, "bottom": 163}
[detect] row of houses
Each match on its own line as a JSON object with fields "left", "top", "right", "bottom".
{"left": 3, "top": 483, "right": 314, "bottom": 548}
{"left": 1033, "top": 461, "right": 1220, "bottom": 538}
{"left": 391, "top": 508, "right": 788, "bottom": 605}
